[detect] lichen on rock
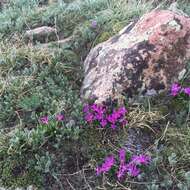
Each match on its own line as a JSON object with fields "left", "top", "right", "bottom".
{"left": 81, "top": 10, "right": 190, "bottom": 103}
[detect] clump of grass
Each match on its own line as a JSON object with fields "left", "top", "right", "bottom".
{"left": 128, "top": 104, "right": 164, "bottom": 130}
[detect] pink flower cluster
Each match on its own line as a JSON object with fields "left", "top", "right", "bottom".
{"left": 96, "top": 155, "right": 115, "bottom": 175}
{"left": 40, "top": 113, "right": 64, "bottom": 125}
{"left": 96, "top": 148, "right": 151, "bottom": 180}
{"left": 171, "top": 83, "right": 190, "bottom": 97}
{"left": 83, "top": 103, "right": 128, "bottom": 129}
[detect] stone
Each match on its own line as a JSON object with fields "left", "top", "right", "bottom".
{"left": 81, "top": 10, "right": 190, "bottom": 103}
{"left": 24, "top": 26, "right": 57, "bottom": 44}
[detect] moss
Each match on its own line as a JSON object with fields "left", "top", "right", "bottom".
{"left": 0, "top": 158, "right": 42, "bottom": 188}
{"left": 112, "top": 22, "right": 125, "bottom": 34}
{"left": 96, "top": 32, "right": 112, "bottom": 44}
{"left": 95, "top": 21, "right": 125, "bottom": 45}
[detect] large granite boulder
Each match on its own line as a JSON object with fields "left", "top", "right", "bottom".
{"left": 81, "top": 10, "right": 190, "bottom": 103}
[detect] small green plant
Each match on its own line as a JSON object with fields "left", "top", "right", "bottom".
{"left": 0, "top": 112, "right": 82, "bottom": 188}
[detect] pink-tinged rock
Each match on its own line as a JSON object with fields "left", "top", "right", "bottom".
{"left": 81, "top": 10, "right": 190, "bottom": 103}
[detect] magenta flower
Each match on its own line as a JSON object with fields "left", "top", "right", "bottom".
{"left": 131, "top": 154, "right": 151, "bottom": 165}
{"left": 96, "top": 155, "right": 115, "bottom": 175}
{"left": 96, "top": 167, "right": 102, "bottom": 176}
{"left": 56, "top": 114, "right": 64, "bottom": 121}
{"left": 117, "top": 149, "right": 128, "bottom": 180}
{"left": 111, "top": 124, "right": 117, "bottom": 129}
{"left": 118, "top": 107, "right": 127, "bottom": 116}
{"left": 119, "top": 148, "right": 126, "bottom": 164}
{"left": 85, "top": 113, "right": 94, "bottom": 123}
{"left": 171, "top": 83, "right": 181, "bottom": 96}
{"left": 107, "top": 107, "right": 127, "bottom": 124}
{"left": 112, "top": 110, "right": 120, "bottom": 118}
{"left": 126, "top": 163, "right": 140, "bottom": 177}
{"left": 91, "top": 104, "right": 98, "bottom": 112}
{"left": 121, "top": 119, "right": 128, "bottom": 127}
{"left": 95, "top": 150, "right": 151, "bottom": 179}
{"left": 95, "top": 113, "right": 104, "bottom": 121}
{"left": 40, "top": 116, "right": 49, "bottom": 125}
{"left": 117, "top": 164, "right": 128, "bottom": 180}
{"left": 83, "top": 103, "right": 128, "bottom": 130}
{"left": 183, "top": 87, "right": 190, "bottom": 96}
{"left": 100, "top": 119, "right": 107, "bottom": 127}
{"left": 83, "top": 104, "right": 90, "bottom": 113}
{"left": 92, "top": 104, "right": 105, "bottom": 114}
{"left": 107, "top": 114, "right": 117, "bottom": 124}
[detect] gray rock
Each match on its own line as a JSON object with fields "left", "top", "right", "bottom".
{"left": 24, "top": 26, "right": 57, "bottom": 44}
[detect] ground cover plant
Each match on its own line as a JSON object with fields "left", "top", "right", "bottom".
{"left": 0, "top": 0, "right": 189, "bottom": 189}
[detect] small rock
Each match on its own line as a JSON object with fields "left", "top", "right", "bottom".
{"left": 145, "top": 89, "right": 157, "bottom": 97}
{"left": 24, "top": 26, "right": 57, "bottom": 44}
{"left": 66, "top": 120, "right": 75, "bottom": 127}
